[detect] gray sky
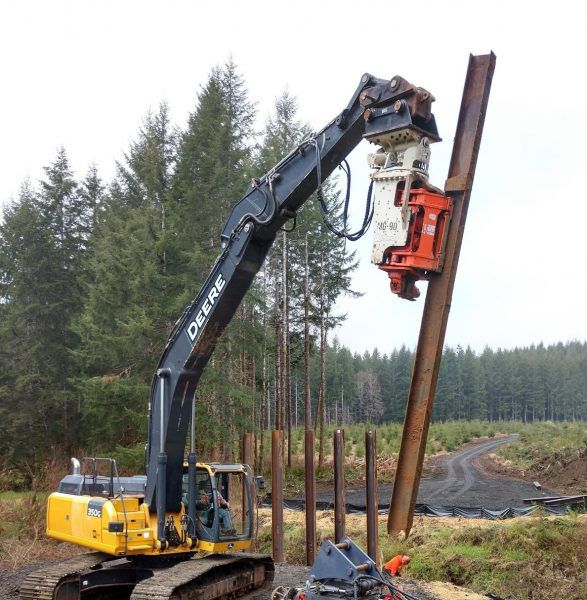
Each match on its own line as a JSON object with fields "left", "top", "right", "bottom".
{"left": 1, "top": 0, "right": 585, "bottom": 355}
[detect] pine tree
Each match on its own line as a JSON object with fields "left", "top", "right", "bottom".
{"left": 169, "top": 61, "right": 258, "bottom": 459}
{"left": 256, "top": 90, "right": 309, "bottom": 462}
{"left": 0, "top": 182, "right": 58, "bottom": 471}
{"left": 0, "top": 148, "right": 93, "bottom": 472}
{"left": 74, "top": 105, "right": 177, "bottom": 454}
{"left": 356, "top": 370, "right": 384, "bottom": 423}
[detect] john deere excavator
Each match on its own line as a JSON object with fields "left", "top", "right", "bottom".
{"left": 21, "top": 71, "right": 450, "bottom": 599}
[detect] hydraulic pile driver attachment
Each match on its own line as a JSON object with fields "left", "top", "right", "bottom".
{"left": 364, "top": 78, "right": 452, "bottom": 300}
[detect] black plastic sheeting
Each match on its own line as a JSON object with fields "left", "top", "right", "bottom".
{"left": 264, "top": 497, "right": 586, "bottom": 520}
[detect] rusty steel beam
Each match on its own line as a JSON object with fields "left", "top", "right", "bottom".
{"left": 271, "top": 430, "right": 284, "bottom": 562}
{"left": 388, "top": 53, "right": 496, "bottom": 538}
{"left": 333, "top": 429, "right": 346, "bottom": 543}
{"left": 242, "top": 432, "right": 254, "bottom": 530}
{"left": 365, "top": 430, "right": 379, "bottom": 563}
{"left": 304, "top": 429, "right": 317, "bottom": 565}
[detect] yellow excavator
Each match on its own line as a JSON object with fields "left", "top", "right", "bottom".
{"left": 22, "top": 71, "right": 447, "bottom": 599}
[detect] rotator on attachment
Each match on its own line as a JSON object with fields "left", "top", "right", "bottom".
{"left": 364, "top": 80, "right": 452, "bottom": 300}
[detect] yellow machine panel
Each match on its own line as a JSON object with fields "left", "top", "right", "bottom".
{"left": 46, "top": 461, "right": 254, "bottom": 557}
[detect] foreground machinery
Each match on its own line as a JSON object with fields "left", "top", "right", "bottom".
{"left": 22, "top": 72, "right": 449, "bottom": 599}
{"left": 272, "top": 538, "right": 418, "bottom": 600}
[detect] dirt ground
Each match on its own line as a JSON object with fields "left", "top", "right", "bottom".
{"left": 478, "top": 451, "right": 587, "bottom": 496}
{"left": 0, "top": 560, "right": 45, "bottom": 599}
{"left": 247, "top": 563, "right": 442, "bottom": 600}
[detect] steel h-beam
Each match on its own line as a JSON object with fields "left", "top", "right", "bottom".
{"left": 365, "top": 430, "right": 379, "bottom": 562}
{"left": 242, "top": 432, "right": 253, "bottom": 532}
{"left": 305, "top": 429, "right": 316, "bottom": 565}
{"left": 271, "top": 430, "right": 284, "bottom": 561}
{"left": 388, "top": 53, "right": 496, "bottom": 537}
{"left": 333, "top": 429, "right": 346, "bottom": 543}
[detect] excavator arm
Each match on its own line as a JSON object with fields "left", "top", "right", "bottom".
{"left": 144, "top": 73, "right": 442, "bottom": 544}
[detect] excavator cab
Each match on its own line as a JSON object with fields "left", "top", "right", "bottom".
{"left": 181, "top": 462, "right": 255, "bottom": 552}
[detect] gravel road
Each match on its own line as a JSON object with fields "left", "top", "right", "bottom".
{"left": 329, "top": 435, "right": 559, "bottom": 509}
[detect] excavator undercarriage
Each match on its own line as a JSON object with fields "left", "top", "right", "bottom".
{"left": 21, "top": 552, "right": 274, "bottom": 600}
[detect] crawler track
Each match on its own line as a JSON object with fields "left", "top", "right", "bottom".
{"left": 19, "top": 553, "right": 274, "bottom": 600}
{"left": 131, "top": 553, "right": 274, "bottom": 600}
{"left": 19, "top": 552, "right": 111, "bottom": 600}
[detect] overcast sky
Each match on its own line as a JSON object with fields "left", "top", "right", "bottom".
{"left": 1, "top": 0, "right": 585, "bottom": 356}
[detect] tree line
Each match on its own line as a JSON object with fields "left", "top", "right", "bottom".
{"left": 314, "top": 340, "right": 587, "bottom": 427}
{"left": 0, "top": 60, "right": 584, "bottom": 486}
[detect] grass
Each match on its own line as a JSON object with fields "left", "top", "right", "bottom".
{"left": 0, "top": 490, "right": 33, "bottom": 500}
{"left": 254, "top": 508, "right": 587, "bottom": 600}
{"left": 495, "top": 421, "right": 587, "bottom": 473}
{"left": 0, "top": 493, "right": 82, "bottom": 569}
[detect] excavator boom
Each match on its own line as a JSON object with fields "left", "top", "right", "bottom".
{"left": 145, "top": 74, "right": 442, "bottom": 537}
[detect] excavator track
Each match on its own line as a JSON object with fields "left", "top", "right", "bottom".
{"left": 130, "top": 553, "right": 274, "bottom": 600}
{"left": 19, "top": 552, "right": 111, "bottom": 600}
{"left": 19, "top": 552, "right": 273, "bottom": 600}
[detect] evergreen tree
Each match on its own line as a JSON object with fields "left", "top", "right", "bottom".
{"left": 0, "top": 182, "right": 58, "bottom": 471}
{"left": 0, "top": 149, "right": 93, "bottom": 473}
{"left": 73, "top": 105, "right": 177, "bottom": 455}
{"left": 356, "top": 369, "right": 384, "bottom": 423}
{"left": 169, "top": 61, "right": 258, "bottom": 459}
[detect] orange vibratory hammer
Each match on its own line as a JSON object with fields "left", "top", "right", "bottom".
{"left": 378, "top": 187, "right": 452, "bottom": 301}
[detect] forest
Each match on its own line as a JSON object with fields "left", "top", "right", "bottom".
{"left": 0, "top": 60, "right": 585, "bottom": 487}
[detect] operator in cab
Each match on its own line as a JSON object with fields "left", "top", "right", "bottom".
{"left": 197, "top": 478, "right": 236, "bottom": 536}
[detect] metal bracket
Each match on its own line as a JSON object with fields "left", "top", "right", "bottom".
{"left": 310, "top": 537, "right": 381, "bottom": 584}
{"left": 336, "top": 73, "right": 373, "bottom": 129}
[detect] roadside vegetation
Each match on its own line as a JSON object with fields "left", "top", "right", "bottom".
{"left": 0, "top": 493, "right": 81, "bottom": 569}
{"left": 496, "top": 421, "right": 586, "bottom": 467}
{"left": 493, "top": 421, "right": 587, "bottom": 493}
